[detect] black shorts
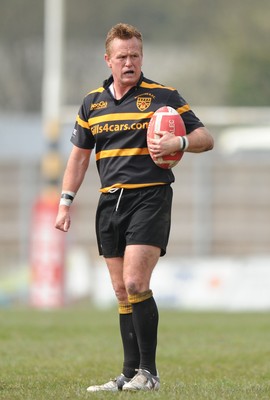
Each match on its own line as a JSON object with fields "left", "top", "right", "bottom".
{"left": 95, "top": 185, "right": 173, "bottom": 258}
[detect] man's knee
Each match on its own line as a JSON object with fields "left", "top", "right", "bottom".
{"left": 113, "top": 284, "right": 128, "bottom": 302}
{"left": 124, "top": 275, "right": 148, "bottom": 296}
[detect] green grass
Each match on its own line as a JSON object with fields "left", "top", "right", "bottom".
{"left": 0, "top": 306, "right": 270, "bottom": 399}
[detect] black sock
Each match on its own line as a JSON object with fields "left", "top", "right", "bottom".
{"left": 131, "top": 296, "right": 159, "bottom": 376}
{"left": 119, "top": 313, "right": 140, "bottom": 378}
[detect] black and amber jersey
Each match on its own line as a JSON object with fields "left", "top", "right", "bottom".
{"left": 71, "top": 73, "right": 204, "bottom": 192}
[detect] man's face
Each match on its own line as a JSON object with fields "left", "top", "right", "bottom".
{"left": 105, "top": 37, "right": 143, "bottom": 89}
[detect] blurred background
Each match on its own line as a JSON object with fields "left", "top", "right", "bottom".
{"left": 1, "top": 0, "right": 270, "bottom": 310}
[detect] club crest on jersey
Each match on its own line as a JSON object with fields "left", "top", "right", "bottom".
{"left": 136, "top": 96, "right": 152, "bottom": 111}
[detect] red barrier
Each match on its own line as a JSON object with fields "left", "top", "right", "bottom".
{"left": 29, "top": 195, "right": 65, "bottom": 308}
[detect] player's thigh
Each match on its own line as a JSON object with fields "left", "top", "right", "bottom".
{"left": 123, "top": 244, "right": 160, "bottom": 294}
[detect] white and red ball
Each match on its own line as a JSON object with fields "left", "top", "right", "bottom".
{"left": 147, "top": 106, "right": 186, "bottom": 169}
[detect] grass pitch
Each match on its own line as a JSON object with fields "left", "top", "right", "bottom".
{"left": 0, "top": 306, "right": 270, "bottom": 399}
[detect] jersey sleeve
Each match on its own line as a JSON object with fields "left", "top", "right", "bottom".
{"left": 70, "top": 101, "right": 96, "bottom": 149}
{"left": 168, "top": 90, "right": 204, "bottom": 134}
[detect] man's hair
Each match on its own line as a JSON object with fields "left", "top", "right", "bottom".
{"left": 105, "top": 23, "right": 143, "bottom": 56}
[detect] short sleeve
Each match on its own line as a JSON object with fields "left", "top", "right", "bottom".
{"left": 168, "top": 90, "right": 204, "bottom": 134}
{"left": 70, "top": 102, "right": 96, "bottom": 149}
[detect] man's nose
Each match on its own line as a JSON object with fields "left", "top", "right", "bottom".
{"left": 125, "top": 56, "right": 132, "bottom": 66}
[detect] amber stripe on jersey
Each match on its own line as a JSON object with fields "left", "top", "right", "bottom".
{"left": 176, "top": 104, "right": 191, "bottom": 114}
{"left": 100, "top": 182, "right": 166, "bottom": 193}
{"left": 96, "top": 147, "right": 149, "bottom": 161}
{"left": 89, "top": 112, "right": 152, "bottom": 126}
{"left": 76, "top": 115, "right": 90, "bottom": 129}
{"left": 140, "top": 82, "right": 175, "bottom": 91}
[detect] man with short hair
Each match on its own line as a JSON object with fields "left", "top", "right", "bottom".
{"left": 55, "top": 23, "right": 214, "bottom": 392}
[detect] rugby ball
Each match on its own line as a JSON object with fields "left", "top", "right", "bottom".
{"left": 147, "top": 106, "right": 186, "bottom": 169}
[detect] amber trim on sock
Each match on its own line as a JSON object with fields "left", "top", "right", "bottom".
{"left": 119, "top": 302, "right": 133, "bottom": 314}
{"left": 128, "top": 290, "right": 153, "bottom": 304}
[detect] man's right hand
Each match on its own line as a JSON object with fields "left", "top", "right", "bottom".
{"left": 55, "top": 206, "right": 71, "bottom": 232}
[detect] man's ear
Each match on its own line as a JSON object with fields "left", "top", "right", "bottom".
{"left": 104, "top": 54, "right": 112, "bottom": 68}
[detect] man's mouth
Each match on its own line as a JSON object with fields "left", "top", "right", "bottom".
{"left": 124, "top": 70, "right": 135, "bottom": 75}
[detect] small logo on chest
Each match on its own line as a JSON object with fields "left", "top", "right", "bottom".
{"left": 90, "top": 101, "right": 107, "bottom": 110}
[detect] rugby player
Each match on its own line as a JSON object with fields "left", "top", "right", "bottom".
{"left": 55, "top": 23, "right": 214, "bottom": 392}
